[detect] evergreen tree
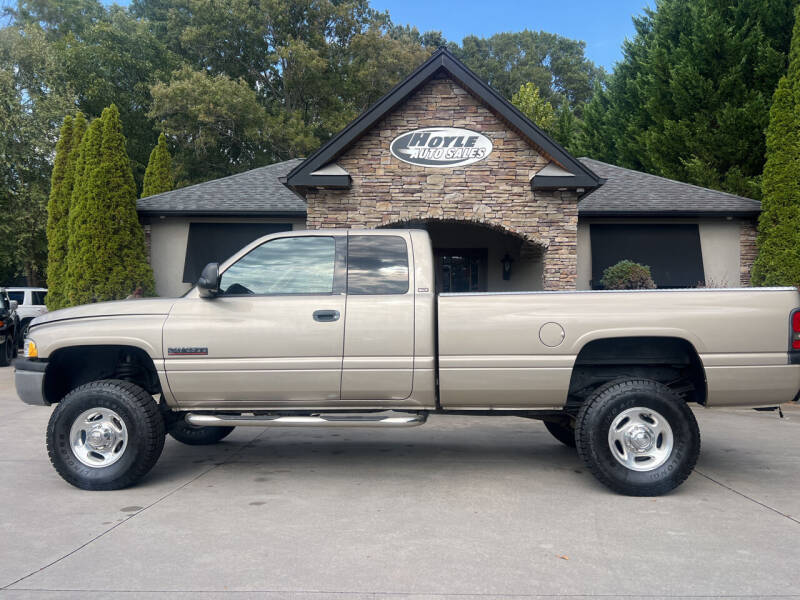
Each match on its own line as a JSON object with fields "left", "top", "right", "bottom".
{"left": 751, "top": 7, "right": 800, "bottom": 287}
{"left": 96, "top": 104, "right": 155, "bottom": 299}
{"left": 45, "top": 115, "right": 74, "bottom": 310}
{"left": 65, "top": 116, "right": 104, "bottom": 305}
{"left": 141, "top": 132, "right": 173, "bottom": 197}
{"left": 581, "top": 0, "right": 796, "bottom": 199}
{"left": 46, "top": 113, "right": 87, "bottom": 310}
{"left": 65, "top": 105, "right": 155, "bottom": 305}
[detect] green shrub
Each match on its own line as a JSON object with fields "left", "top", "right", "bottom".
{"left": 600, "top": 260, "right": 656, "bottom": 290}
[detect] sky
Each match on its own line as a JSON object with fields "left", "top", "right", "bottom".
{"left": 371, "top": 0, "right": 652, "bottom": 71}
{"left": 84, "top": 0, "right": 653, "bottom": 72}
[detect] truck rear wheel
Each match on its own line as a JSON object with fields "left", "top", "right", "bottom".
{"left": 168, "top": 422, "right": 235, "bottom": 445}
{"left": 575, "top": 378, "right": 700, "bottom": 496}
{"left": 46, "top": 380, "right": 166, "bottom": 490}
{"left": 544, "top": 420, "right": 576, "bottom": 448}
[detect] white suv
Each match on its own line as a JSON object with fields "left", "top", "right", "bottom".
{"left": 6, "top": 287, "right": 47, "bottom": 341}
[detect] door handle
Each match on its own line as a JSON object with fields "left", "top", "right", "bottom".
{"left": 313, "top": 310, "right": 340, "bottom": 322}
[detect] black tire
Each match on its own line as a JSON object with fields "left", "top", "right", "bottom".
{"left": 544, "top": 420, "right": 576, "bottom": 448}
{"left": 575, "top": 378, "right": 700, "bottom": 496}
{"left": 47, "top": 379, "right": 166, "bottom": 490}
{"left": 168, "top": 422, "right": 235, "bottom": 445}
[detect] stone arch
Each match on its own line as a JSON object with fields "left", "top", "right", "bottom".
{"left": 378, "top": 217, "right": 548, "bottom": 292}
{"left": 379, "top": 216, "right": 548, "bottom": 258}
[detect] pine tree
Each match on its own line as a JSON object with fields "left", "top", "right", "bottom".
{"left": 45, "top": 115, "right": 74, "bottom": 310}
{"left": 581, "top": 0, "right": 796, "bottom": 198}
{"left": 141, "top": 133, "right": 174, "bottom": 198}
{"left": 751, "top": 6, "right": 800, "bottom": 286}
{"left": 65, "top": 117, "right": 105, "bottom": 305}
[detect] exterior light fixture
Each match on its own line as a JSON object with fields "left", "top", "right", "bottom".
{"left": 501, "top": 253, "right": 514, "bottom": 280}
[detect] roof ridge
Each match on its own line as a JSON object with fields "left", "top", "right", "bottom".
{"left": 578, "top": 157, "right": 759, "bottom": 205}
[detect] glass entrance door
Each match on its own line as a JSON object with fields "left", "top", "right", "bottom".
{"left": 435, "top": 248, "right": 488, "bottom": 293}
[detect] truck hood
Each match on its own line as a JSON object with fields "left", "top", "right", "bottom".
{"left": 31, "top": 298, "right": 175, "bottom": 328}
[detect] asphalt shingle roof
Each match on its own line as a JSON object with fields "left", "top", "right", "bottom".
{"left": 137, "top": 158, "right": 306, "bottom": 216}
{"left": 577, "top": 157, "right": 761, "bottom": 217}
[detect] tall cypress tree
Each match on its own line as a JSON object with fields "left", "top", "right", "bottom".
{"left": 45, "top": 115, "right": 74, "bottom": 310}
{"left": 141, "top": 133, "right": 174, "bottom": 198}
{"left": 95, "top": 104, "right": 154, "bottom": 300}
{"left": 46, "top": 114, "right": 87, "bottom": 310}
{"left": 752, "top": 6, "right": 800, "bottom": 286}
{"left": 65, "top": 117, "right": 105, "bottom": 305}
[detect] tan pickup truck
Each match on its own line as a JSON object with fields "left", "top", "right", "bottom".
{"left": 14, "top": 229, "right": 800, "bottom": 495}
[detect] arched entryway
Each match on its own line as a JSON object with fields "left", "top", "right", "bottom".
{"left": 381, "top": 219, "right": 547, "bottom": 292}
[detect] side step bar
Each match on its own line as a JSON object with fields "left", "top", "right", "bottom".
{"left": 184, "top": 412, "right": 428, "bottom": 428}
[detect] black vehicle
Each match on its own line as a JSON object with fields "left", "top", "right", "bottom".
{"left": 0, "top": 288, "right": 20, "bottom": 366}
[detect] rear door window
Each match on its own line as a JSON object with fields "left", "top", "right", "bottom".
{"left": 347, "top": 235, "right": 409, "bottom": 295}
{"left": 31, "top": 291, "right": 47, "bottom": 305}
{"left": 7, "top": 291, "right": 23, "bottom": 304}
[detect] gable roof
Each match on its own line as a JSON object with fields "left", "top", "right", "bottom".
{"left": 137, "top": 159, "right": 306, "bottom": 217}
{"left": 284, "top": 47, "right": 600, "bottom": 191}
{"left": 577, "top": 158, "right": 761, "bottom": 217}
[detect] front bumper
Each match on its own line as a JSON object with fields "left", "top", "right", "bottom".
{"left": 13, "top": 359, "right": 48, "bottom": 406}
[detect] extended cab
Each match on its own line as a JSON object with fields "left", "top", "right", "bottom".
{"left": 13, "top": 229, "right": 800, "bottom": 495}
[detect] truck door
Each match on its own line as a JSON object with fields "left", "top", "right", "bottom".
{"left": 341, "top": 232, "right": 414, "bottom": 401}
{"left": 163, "top": 233, "right": 347, "bottom": 408}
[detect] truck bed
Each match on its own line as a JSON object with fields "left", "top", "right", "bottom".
{"left": 437, "top": 287, "right": 800, "bottom": 409}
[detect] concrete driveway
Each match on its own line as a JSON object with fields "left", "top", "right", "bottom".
{"left": 0, "top": 365, "right": 799, "bottom": 599}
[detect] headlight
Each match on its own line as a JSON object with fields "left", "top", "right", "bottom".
{"left": 23, "top": 339, "right": 38, "bottom": 359}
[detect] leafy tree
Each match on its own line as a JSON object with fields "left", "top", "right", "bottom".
{"left": 46, "top": 114, "right": 86, "bottom": 310}
{"left": 581, "top": 0, "right": 797, "bottom": 199}
{"left": 7, "top": 0, "right": 179, "bottom": 186}
{"left": 148, "top": 66, "right": 282, "bottom": 185}
{"left": 751, "top": 6, "right": 800, "bottom": 287}
{"left": 512, "top": 82, "right": 556, "bottom": 134}
{"left": 141, "top": 132, "right": 173, "bottom": 198}
{"left": 450, "top": 30, "right": 604, "bottom": 113}
{"left": 0, "top": 24, "right": 76, "bottom": 285}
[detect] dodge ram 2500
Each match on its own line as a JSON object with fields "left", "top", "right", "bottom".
{"left": 13, "top": 229, "right": 800, "bottom": 495}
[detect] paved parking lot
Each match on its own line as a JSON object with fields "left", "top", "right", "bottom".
{"left": 0, "top": 365, "right": 799, "bottom": 599}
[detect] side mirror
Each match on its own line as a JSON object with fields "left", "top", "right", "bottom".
{"left": 197, "top": 262, "right": 220, "bottom": 298}
{"left": 9, "top": 300, "right": 17, "bottom": 311}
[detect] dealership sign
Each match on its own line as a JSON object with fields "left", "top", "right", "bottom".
{"left": 390, "top": 127, "right": 493, "bottom": 168}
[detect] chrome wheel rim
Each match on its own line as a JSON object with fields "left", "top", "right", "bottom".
{"left": 608, "top": 407, "right": 673, "bottom": 472}
{"left": 69, "top": 408, "right": 129, "bottom": 468}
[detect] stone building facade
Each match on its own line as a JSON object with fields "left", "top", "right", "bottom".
{"left": 304, "top": 76, "right": 580, "bottom": 290}
{"left": 139, "top": 48, "right": 762, "bottom": 297}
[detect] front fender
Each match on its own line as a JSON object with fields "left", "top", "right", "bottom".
{"left": 29, "top": 314, "right": 169, "bottom": 362}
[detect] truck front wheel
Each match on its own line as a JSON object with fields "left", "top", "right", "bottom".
{"left": 46, "top": 380, "right": 166, "bottom": 490}
{"left": 575, "top": 378, "right": 700, "bottom": 496}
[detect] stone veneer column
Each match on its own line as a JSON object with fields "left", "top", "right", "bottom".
{"left": 739, "top": 220, "right": 757, "bottom": 286}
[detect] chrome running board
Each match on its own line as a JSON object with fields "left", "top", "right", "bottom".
{"left": 184, "top": 412, "right": 428, "bottom": 428}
